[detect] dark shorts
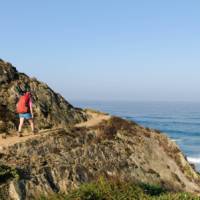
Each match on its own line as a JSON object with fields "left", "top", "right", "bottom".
{"left": 19, "top": 113, "right": 32, "bottom": 119}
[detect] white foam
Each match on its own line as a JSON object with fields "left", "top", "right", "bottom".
{"left": 171, "top": 139, "right": 182, "bottom": 142}
{"left": 187, "top": 157, "right": 200, "bottom": 164}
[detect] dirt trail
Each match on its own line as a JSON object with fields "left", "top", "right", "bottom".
{"left": 0, "top": 129, "right": 59, "bottom": 150}
{"left": 75, "top": 110, "right": 110, "bottom": 128}
{"left": 0, "top": 110, "right": 110, "bottom": 149}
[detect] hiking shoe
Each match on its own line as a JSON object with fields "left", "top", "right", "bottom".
{"left": 32, "top": 130, "right": 38, "bottom": 135}
{"left": 2, "top": 134, "right": 7, "bottom": 139}
{"left": 18, "top": 132, "right": 23, "bottom": 137}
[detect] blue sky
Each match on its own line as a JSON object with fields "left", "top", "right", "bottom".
{"left": 0, "top": 0, "right": 199, "bottom": 102}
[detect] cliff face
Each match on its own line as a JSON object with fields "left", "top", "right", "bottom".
{"left": 0, "top": 59, "right": 86, "bottom": 133}
{"left": 0, "top": 60, "right": 200, "bottom": 200}
{"left": 0, "top": 116, "right": 200, "bottom": 199}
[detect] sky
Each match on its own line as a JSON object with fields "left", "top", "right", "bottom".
{"left": 0, "top": 0, "right": 200, "bottom": 102}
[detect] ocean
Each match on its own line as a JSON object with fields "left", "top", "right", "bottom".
{"left": 72, "top": 100, "right": 200, "bottom": 171}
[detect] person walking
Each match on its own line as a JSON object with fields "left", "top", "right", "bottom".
{"left": 16, "top": 83, "right": 35, "bottom": 137}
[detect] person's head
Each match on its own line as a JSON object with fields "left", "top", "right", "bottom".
{"left": 24, "top": 83, "right": 30, "bottom": 93}
{"left": 16, "top": 81, "right": 31, "bottom": 95}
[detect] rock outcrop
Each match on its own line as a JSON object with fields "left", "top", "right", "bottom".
{"left": 0, "top": 59, "right": 200, "bottom": 200}
{"left": 0, "top": 116, "right": 200, "bottom": 199}
{"left": 0, "top": 59, "right": 86, "bottom": 133}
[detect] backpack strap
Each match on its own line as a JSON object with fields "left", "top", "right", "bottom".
{"left": 24, "top": 83, "right": 31, "bottom": 92}
{"left": 15, "top": 86, "right": 24, "bottom": 96}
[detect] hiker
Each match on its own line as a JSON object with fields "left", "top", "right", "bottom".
{"left": 16, "top": 82, "right": 35, "bottom": 137}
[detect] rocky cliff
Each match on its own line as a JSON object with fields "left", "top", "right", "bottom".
{"left": 0, "top": 60, "right": 200, "bottom": 200}
{"left": 0, "top": 59, "right": 86, "bottom": 133}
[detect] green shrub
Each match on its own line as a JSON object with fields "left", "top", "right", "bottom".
{"left": 152, "top": 192, "right": 200, "bottom": 200}
{"left": 39, "top": 178, "right": 200, "bottom": 200}
{"left": 139, "top": 183, "right": 166, "bottom": 196}
{"left": 0, "top": 165, "right": 19, "bottom": 182}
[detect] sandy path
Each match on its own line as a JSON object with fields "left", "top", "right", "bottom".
{"left": 75, "top": 110, "right": 110, "bottom": 128}
{"left": 0, "top": 129, "right": 59, "bottom": 150}
{"left": 0, "top": 110, "right": 110, "bottom": 149}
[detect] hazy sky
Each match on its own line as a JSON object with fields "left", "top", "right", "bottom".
{"left": 0, "top": 1, "right": 199, "bottom": 102}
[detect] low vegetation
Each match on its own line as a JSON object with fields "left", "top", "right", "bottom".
{"left": 0, "top": 165, "right": 19, "bottom": 183}
{"left": 39, "top": 178, "right": 200, "bottom": 200}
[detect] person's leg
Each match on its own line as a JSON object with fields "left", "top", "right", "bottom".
{"left": 28, "top": 119, "right": 35, "bottom": 133}
{"left": 18, "top": 117, "right": 24, "bottom": 136}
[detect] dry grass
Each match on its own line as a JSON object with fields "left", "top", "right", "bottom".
{"left": 91, "top": 117, "right": 138, "bottom": 140}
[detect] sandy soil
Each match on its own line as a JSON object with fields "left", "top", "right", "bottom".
{"left": 0, "top": 110, "right": 110, "bottom": 149}
{"left": 75, "top": 110, "right": 111, "bottom": 128}
{"left": 0, "top": 129, "right": 58, "bottom": 150}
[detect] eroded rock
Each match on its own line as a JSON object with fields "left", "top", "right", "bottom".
{"left": 0, "top": 118, "right": 199, "bottom": 199}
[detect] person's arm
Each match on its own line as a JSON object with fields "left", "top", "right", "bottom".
{"left": 29, "top": 98, "right": 34, "bottom": 118}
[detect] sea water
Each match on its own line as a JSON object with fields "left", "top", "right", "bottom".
{"left": 73, "top": 101, "right": 200, "bottom": 171}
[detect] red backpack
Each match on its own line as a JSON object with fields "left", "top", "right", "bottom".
{"left": 16, "top": 92, "right": 31, "bottom": 114}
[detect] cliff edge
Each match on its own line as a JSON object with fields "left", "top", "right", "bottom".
{"left": 0, "top": 60, "right": 200, "bottom": 200}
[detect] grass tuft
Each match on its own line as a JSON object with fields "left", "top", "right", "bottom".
{"left": 39, "top": 177, "right": 200, "bottom": 200}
